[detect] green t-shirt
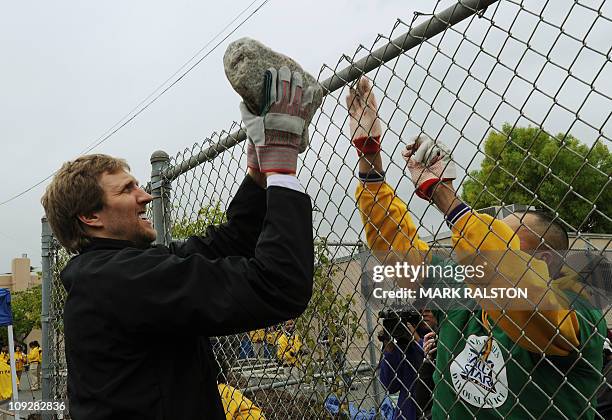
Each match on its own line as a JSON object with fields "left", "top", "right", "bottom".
{"left": 426, "top": 256, "right": 605, "bottom": 419}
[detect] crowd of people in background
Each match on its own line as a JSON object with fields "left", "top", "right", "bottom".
{"left": 243, "top": 319, "right": 304, "bottom": 367}
{"left": 0, "top": 340, "right": 42, "bottom": 400}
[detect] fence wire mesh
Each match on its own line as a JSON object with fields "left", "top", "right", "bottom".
{"left": 46, "top": 238, "right": 71, "bottom": 415}
{"left": 43, "top": 0, "right": 612, "bottom": 419}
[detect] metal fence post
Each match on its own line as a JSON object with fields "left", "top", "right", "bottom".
{"left": 358, "top": 242, "right": 383, "bottom": 409}
{"left": 150, "top": 151, "right": 172, "bottom": 246}
{"left": 40, "top": 217, "right": 53, "bottom": 418}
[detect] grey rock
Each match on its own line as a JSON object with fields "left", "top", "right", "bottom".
{"left": 224, "top": 37, "right": 323, "bottom": 147}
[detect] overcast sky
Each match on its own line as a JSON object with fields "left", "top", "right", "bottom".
{"left": 0, "top": 0, "right": 609, "bottom": 273}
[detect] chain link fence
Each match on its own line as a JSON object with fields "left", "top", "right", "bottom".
{"left": 42, "top": 0, "right": 611, "bottom": 418}
{"left": 41, "top": 219, "right": 71, "bottom": 419}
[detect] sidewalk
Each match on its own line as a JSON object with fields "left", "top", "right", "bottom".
{"left": 0, "top": 373, "right": 44, "bottom": 419}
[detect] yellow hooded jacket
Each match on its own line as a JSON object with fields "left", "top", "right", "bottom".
{"left": 27, "top": 347, "right": 42, "bottom": 363}
{"left": 276, "top": 333, "right": 303, "bottom": 366}
{"left": 0, "top": 358, "right": 12, "bottom": 400}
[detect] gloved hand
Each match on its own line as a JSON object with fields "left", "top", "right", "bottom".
{"left": 239, "top": 66, "right": 316, "bottom": 173}
{"left": 402, "top": 134, "right": 456, "bottom": 199}
{"left": 245, "top": 140, "right": 259, "bottom": 170}
{"left": 346, "top": 77, "right": 382, "bottom": 155}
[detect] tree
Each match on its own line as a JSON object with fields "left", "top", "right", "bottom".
{"left": 12, "top": 285, "right": 43, "bottom": 342}
{"left": 295, "top": 239, "right": 363, "bottom": 400}
{"left": 0, "top": 285, "right": 43, "bottom": 346}
{"left": 462, "top": 124, "right": 612, "bottom": 233}
{"left": 171, "top": 203, "right": 227, "bottom": 239}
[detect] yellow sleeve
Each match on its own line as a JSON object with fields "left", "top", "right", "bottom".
{"left": 355, "top": 181, "right": 429, "bottom": 253}
{"left": 452, "top": 211, "right": 579, "bottom": 356}
{"left": 218, "top": 384, "right": 264, "bottom": 420}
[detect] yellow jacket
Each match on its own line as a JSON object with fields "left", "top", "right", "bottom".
{"left": 28, "top": 347, "right": 42, "bottom": 363}
{"left": 0, "top": 359, "right": 12, "bottom": 399}
{"left": 14, "top": 352, "right": 26, "bottom": 371}
{"left": 276, "top": 333, "right": 303, "bottom": 366}
{"left": 356, "top": 181, "right": 581, "bottom": 356}
{"left": 218, "top": 383, "right": 264, "bottom": 420}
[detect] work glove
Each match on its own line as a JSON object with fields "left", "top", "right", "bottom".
{"left": 346, "top": 77, "right": 382, "bottom": 155}
{"left": 239, "top": 66, "right": 316, "bottom": 173}
{"left": 402, "top": 134, "right": 456, "bottom": 199}
{"left": 246, "top": 140, "right": 259, "bottom": 170}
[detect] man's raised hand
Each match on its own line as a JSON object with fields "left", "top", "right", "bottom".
{"left": 346, "top": 77, "right": 382, "bottom": 155}
{"left": 240, "top": 66, "right": 317, "bottom": 174}
{"left": 402, "top": 134, "right": 457, "bottom": 199}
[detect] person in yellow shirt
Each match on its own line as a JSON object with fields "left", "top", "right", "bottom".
{"left": 0, "top": 356, "right": 12, "bottom": 401}
{"left": 27, "top": 341, "right": 42, "bottom": 391}
{"left": 0, "top": 346, "right": 8, "bottom": 363}
{"left": 14, "top": 345, "right": 26, "bottom": 390}
{"left": 248, "top": 329, "right": 266, "bottom": 359}
{"left": 346, "top": 77, "right": 605, "bottom": 419}
{"left": 263, "top": 326, "right": 281, "bottom": 359}
{"left": 276, "top": 320, "right": 303, "bottom": 367}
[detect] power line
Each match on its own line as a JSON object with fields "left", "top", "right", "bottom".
{"left": 0, "top": 173, "right": 55, "bottom": 207}
{"left": 78, "top": 0, "right": 266, "bottom": 155}
{"left": 80, "top": 0, "right": 270, "bottom": 155}
{"left": 0, "top": 0, "right": 271, "bottom": 208}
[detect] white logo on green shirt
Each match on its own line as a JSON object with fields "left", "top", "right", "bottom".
{"left": 450, "top": 334, "right": 509, "bottom": 408}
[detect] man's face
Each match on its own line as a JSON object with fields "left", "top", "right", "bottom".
{"left": 90, "top": 170, "right": 156, "bottom": 246}
{"left": 285, "top": 320, "right": 295, "bottom": 332}
{"left": 500, "top": 213, "right": 542, "bottom": 252}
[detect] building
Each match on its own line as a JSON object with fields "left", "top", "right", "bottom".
{"left": 0, "top": 254, "right": 41, "bottom": 292}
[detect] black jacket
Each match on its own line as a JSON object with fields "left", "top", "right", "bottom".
{"left": 61, "top": 176, "right": 314, "bottom": 419}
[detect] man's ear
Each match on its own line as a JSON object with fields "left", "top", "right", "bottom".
{"left": 77, "top": 212, "right": 104, "bottom": 228}
{"left": 536, "top": 251, "right": 556, "bottom": 269}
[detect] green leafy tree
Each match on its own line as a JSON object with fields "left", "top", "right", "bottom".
{"left": 462, "top": 124, "right": 612, "bottom": 233}
{"left": 295, "top": 239, "right": 364, "bottom": 399}
{"left": 12, "top": 285, "right": 43, "bottom": 342}
{"left": 171, "top": 203, "right": 227, "bottom": 239}
{"left": 0, "top": 285, "right": 43, "bottom": 346}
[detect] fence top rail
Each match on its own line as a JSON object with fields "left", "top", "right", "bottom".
{"left": 162, "top": 0, "right": 499, "bottom": 181}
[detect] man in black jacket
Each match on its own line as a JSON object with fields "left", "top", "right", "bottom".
{"left": 41, "top": 66, "right": 317, "bottom": 419}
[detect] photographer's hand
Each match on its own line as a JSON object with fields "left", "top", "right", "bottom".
{"left": 423, "top": 331, "right": 437, "bottom": 362}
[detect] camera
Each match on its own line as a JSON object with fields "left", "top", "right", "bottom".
{"left": 377, "top": 308, "right": 421, "bottom": 343}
